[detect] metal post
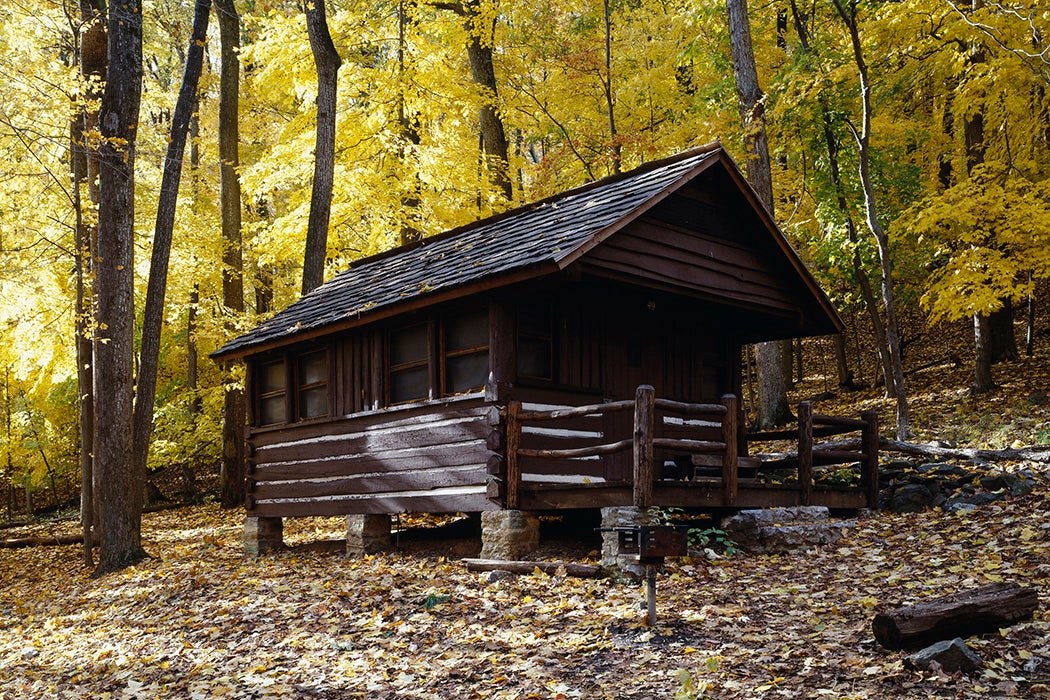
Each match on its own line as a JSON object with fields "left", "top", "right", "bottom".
{"left": 645, "top": 564, "right": 658, "bottom": 626}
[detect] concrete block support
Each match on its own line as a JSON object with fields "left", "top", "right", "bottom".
{"left": 346, "top": 514, "right": 392, "bottom": 557}
{"left": 480, "top": 510, "right": 539, "bottom": 560}
{"left": 245, "top": 516, "right": 284, "bottom": 556}
{"left": 600, "top": 506, "right": 657, "bottom": 580}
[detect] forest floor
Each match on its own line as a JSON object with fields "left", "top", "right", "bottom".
{"left": 1, "top": 331, "right": 1049, "bottom": 699}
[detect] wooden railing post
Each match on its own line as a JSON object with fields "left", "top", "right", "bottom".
{"left": 506, "top": 400, "right": 522, "bottom": 510}
{"left": 861, "top": 409, "right": 880, "bottom": 508}
{"left": 721, "top": 394, "right": 738, "bottom": 506}
{"left": 633, "top": 385, "right": 655, "bottom": 508}
{"left": 797, "top": 401, "right": 813, "bottom": 506}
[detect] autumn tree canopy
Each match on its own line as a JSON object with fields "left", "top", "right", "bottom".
{"left": 1, "top": 0, "right": 1049, "bottom": 517}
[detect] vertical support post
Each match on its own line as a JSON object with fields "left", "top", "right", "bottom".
{"left": 861, "top": 409, "right": 880, "bottom": 508}
{"left": 721, "top": 394, "right": 738, "bottom": 506}
{"left": 737, "top": 402, "right": 749, "bottom": 458}
{"left": 506, "top": 400, "right": 522, "bottom": 510}
{"left": 798, "top": 401, "right": 813, "bottom": 506}
{"left": 633, "top": 384, "right": 655, "bottom": 508}
{"left": 645, "top": 564, "right": 658, "bottom": 626}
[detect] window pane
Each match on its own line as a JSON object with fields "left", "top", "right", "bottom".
{"left": 517, "top": 337, "right": 552, "bottom": 379}
{"left": 299, "top": 386, "right": 328, "bottom": 419}
{"left": 390, "top": 366, "right": 429, "bottom": 403}
{"left": 445, "top": 310, "right": 488, "bottom": 352}
{"left": 445, "top": 351, "right": 488, "bottom": 394}
{"left": 518, "top": 306, "right": 551, "bottom": 337}
{"left": 298, "top": 351, "right": 327, "bottom": 385}
{"left": 260, "top": 396, "right": 286, "bottom": 425}
{"left": 390, "top": 325, "right": 428, "bottom": 365}
{"left": 259, "top": 361, "right": 286, "bottom": 393}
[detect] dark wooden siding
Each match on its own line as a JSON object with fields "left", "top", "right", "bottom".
{"left": 246, "top": 396, "right": 495, "bottom": 517}
{"left": 581, "top": 218, "right": 800, "bottom": 315}
{"left": 336, "top": 329, "right": 379, "bottom": 415}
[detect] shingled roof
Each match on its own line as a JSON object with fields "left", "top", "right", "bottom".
{"left": 214, "top": 144, "right": 737, "bottom": 359}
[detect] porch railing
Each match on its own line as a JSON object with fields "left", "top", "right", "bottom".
{"left": 501, "top": 385, "right": 879, "bottom": 509}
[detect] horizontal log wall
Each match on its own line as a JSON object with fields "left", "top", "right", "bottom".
{"left": 246, "top": 396, "right": 495, "bottom": 517}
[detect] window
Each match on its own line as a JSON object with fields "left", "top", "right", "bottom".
{"left": 517, "top": 304, "right": 553, "bottom": 381}
{"left": 297, "top": 349, "right": 329, "bottom": 419}
{"left": 443, "top": 309, "right": 489, "bottom": 394}
{"left": 258, "top": 360, "right": 287, "bottom": 426}
{"left": 389, "top": 323, "right": 430, "bottom": 404}
{"left": 253, "top": 348, "right": 329, "bottom": 426}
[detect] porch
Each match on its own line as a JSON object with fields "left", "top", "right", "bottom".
{"left": 494, "top": 385, "right": 880, "bottom": 512}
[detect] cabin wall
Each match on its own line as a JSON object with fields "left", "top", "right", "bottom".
{"left": 245, "top": 396, "right": 495, "bottom": 517}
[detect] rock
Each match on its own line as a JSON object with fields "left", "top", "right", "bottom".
{"left": 906, "top": 638, "right": 984, "bottom": 674}
{"left": 980, "top": 474, "right": 1008, "bottom": 491}
{"left": 890, "top": 484, "right": 935, "bottom": 513}
{"left": 486, "top": 569, "right": 514, "bottom": 584}
{"left": 1027, "top": 390, "right": 1049, "bottom": 406}
{"left": 721, "top": 507, "right": 855, "bottom": 554}
{"left": 1002, "top": 472, "right": 1035, "bottom": 496}
{"left": 917, "top": 463, "right": 969, "bottom": 477}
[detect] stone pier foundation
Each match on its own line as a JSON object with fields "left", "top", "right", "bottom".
{"left": 346, "top": 514, "right": 392, "bottom": 557}
{"left": 245, "top": 516, "right": 284, "bottom": 556}
{"left": 600, "top": 506, "right": 657, "bottom": 580}
{"left": 480, "top": 510, "right": 539, "bottom": 560}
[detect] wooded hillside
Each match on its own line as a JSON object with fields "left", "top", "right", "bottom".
{"left": 1, "top": 0, "right": 1049, "bottom": 553}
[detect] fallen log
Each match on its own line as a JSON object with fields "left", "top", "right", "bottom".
{"left": 462, "top": 558, "right": 602, "bottom": 579}
{"left": 872, "top": 582, "right": 1039, "bottom": 650}
{"left": 756, "top": 437, "right": 1050, "bottom": 465}
{"left": 0, "top": 533, "right": 83, "bottom": 549}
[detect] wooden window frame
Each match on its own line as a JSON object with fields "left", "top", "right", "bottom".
{"left": 516, "top": 301, "right": 555, "bottom": 383}
{"left": 295, "top": 347, "right": 330, "bottom": 421}
{"left": 255, "top": 358, "right": 290, "bottom": 427}
{"left": 440, "top": 308, "right": 489, "bottom": 396}
{"left": 386, "top": 321, "right": 433, "bottom": 405}
{"left": 251, "top": 345, "right": 331, "bottom": 427}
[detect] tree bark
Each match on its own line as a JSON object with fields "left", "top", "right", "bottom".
{"left": 132, "top": 0, "right": 212, "bottom": 490}
{"left": 301, "top": 0, "right": 342, "bottom": 295}
{"left": 602, "top": 0, "right": 621, "bottom": 174}
{"left": 435, "top": 0, "right": 512, "bottom": 200}
{"left": 93, "top": 0, "right": 147, "bottom": 576}
{"left": 873, "top": 583, "right": 1038, "bottom": 650}
{"left": 789, "top": 0, "right": 895, "bottom": 397}
{"left": 831, "top": 0, "right": 910, "bottom": 439}
{"left": 973, "top": 312, "right": 996, "bottom": 392}
{"left": 989, "top": 300, "right": 1018, "bottom": 363}
{"left": 215, "top": 0, "right": 247, "bottom": 508}
{"left": 462, "top": 558, "right": 602, "bottom": 578}
{"left": 75, "top": 0, "right": 106, "bottom": 569}
{"left": 726, "top": 0, "right": 791, "bottom": 428}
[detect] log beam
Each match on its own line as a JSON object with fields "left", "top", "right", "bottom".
{"left": 872, "top": 582, "right": 1039, "bottom": 650}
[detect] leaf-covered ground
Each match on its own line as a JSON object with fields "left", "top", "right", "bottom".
{"left": 1, "top": 486, "right": 1048, "bottom": 699}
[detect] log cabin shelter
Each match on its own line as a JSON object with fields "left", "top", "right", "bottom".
{"left": 214, "top": 142, "right": 879, "bottom": 556}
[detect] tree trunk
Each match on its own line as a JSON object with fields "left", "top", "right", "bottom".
{"left": 833, "top": 333, "right": 854, "bottom": 389}
{"left": 215, "top": 0, "right": 247, "bottom": 508}
{"left": 462, "top": 0, "right": 513, "bottom": 200}
{"left": 75, "top": 0, "right": 106, "bottom": 569}
{"left": 93, "top": 0, "right": 147, "bottom": 576}
{"left": 873, "top": 583, "right": 1038, "bottom": 651}
{"left": 788, "top": 0, "right": 892, "bottom": 395}
{"left": 397, "top": 0, "right": 422, "bottom": 245}
{"left": 973, "top": 312, "right": 996, "bottom": 392}
{"left": 602, "top": 0, "right": 621, "bottom": 174}
{"left": 988, "top": 300, "right": 1018, "bottom": 363}
{"left": 832, "top": 0, "right": 910, "bottom": 439}
{"left": 132, "top": 0, "right": 212, "bottom": 488}
{"left": 301, "top": 0, "right": 342, "bottom": 295}
{"left": 726, "top": 0, "right": 791, "bottom": 428}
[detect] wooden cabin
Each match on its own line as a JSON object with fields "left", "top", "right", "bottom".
{"left": 213, "top": 143, "right": 879, "bottom": 552}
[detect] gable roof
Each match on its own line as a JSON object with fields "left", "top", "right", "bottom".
{"left": 214, "top": 143, "right": 839, "bottom": 359}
